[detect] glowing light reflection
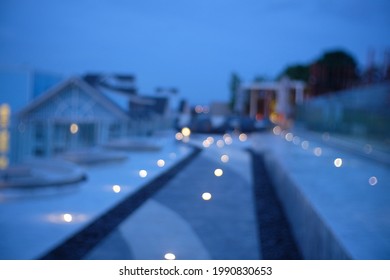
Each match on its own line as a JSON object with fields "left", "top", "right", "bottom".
{"left": 314, "top": 147, "right": 322, "bottom": 157}
{"left": 221, "top": 154, "right": 229, "bottom": 163}
{"left": 207, "top": 137, "right": 214, "bottom": 144}
{"left": 216, "top": 139, "right": 224, "bottom": 148}
{"left": 157, "top": 159, "right": 165, "bottom": 167}
{"left": 334, "top": 158, "right": 343, "bottom": 168}
{"left": 239, "top": 133, "right": 248, "bottom": 142}
{"left": 63, "top": 213, "right": 73, "bottom": 223}
{"left": 70, "top": 123, "right": 79, "bottom": 134}
{"left": 202, "top": 192, "right": 212, "bottom": 201}
{"left": 224, "top": 136, "right": 233, "bottom": 145}
{"left": 301, "top": 141, "right": 309, "bottom": 150}
{"left": 164, "top": 253, "right": 176, "bottom": 260}
{"left": 214, "top": 168, "right": 223, "bottom": 177}
{"left": 285, "top": 133, "right": 293, "bottom": 142}
{"left": 181, "top": 127, "right": 191, "bottom": 137}
{"left": 273, "top": 126, "right": 282, "bottom": 135}
{"left": 293, "top": 136, "right": 301, "bottom": 145}
{"left": 369, "top": 176, "right": 378, "bottom": 186}
{"left": 112, "top": 185, "right": 121, "bottom": 193}
{"left": 175, "top": 132, "right": 184, "bottom": 141}
{"left": 139, "top": 170, "right": 148, "bottom": 178}
{"left": 202, "top": 140, "right": 211, "bottom": 148}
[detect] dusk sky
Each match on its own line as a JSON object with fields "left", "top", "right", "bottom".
{"left": 1, "top": 0, "right": 389, "bottom": 105}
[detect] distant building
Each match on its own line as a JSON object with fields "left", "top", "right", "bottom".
{"left": 235, "top": 77, "right": 306, "bottom": 123}
{"left": 13, "top": 76, "right": 166, "bottom": 162}
{"left": 15, "top": 77, "right": 130, "bottom": 159}
{"left": 0, "top": 66, "right": 63, "bottom": 167}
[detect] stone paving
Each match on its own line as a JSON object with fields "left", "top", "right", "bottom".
{"left": 86, "top": 134, "right": 301, "bottom": 260}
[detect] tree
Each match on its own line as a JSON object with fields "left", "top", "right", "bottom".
{"left": 310, "top": 50, "right": 359, "bottom": 95}
{"left": 278, "top": 64, "right": 310, "bottom": 82}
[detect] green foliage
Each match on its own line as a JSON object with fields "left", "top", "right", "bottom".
{"left": 317, "top": 50, "right": 357, "bottom": 68}
{"left": 278, "top": 64, "right": 310, "bottom": 82}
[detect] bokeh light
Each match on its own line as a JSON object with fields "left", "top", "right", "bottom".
{"left": 63, "top": 213, "right": 73, "bottom": 223}
{"left": 220, "top": 154, "right": 229, "bottom": 163}
{"left": 314, "top": 147, "right": 322, "bottom": 157}
{"left": 157, "top": 159, "right": 165, "bottom": 167}
{"left": 112, "top": 185, "right": 121, "bottom": 193}
{"left": 239, "top": 133, "right": 247, "bottom": 142}
{"left": 70, "top": 123, "right": 79, "bottom": 134}
{"left": 164, "top": 253, "right": 176, "bottom": 260}
{"left": 202, "top": 192, "right": 212, "bottom": 201}
{"left": 369, "top": 176, "right": 378, "bottom": 186}
{"left": 334, "top": 158, "right": 343, "bottom": 168}
{"left": 139, "top": 170, "right": 148, "bottom": 178}
{"left": 214, "top": 168, "right": 223, "bottom": 177}
{"left": 181, "top": 127, "right": 191, "bottom": 137}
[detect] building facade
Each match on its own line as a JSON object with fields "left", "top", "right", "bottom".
{"left": 14, "top": 77, "right": 140, "bottom": 162}
{"left": 235, "top": 77, "right": 306, "bottom": 123}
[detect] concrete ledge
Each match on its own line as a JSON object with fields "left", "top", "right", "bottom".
{"left": 252, "top": 132, "right": 390, "bottom": 260}
{"left": 262, "top": 150, "right": 350, "bottom": 259}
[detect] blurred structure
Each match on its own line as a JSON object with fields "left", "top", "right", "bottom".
{"left": 10, "top": 74, "right": 173, "bottom": 163}
{"left": 235, "top": 77, "right": 307, "bottom": 124}
{"left": 297, "top": 82, "right": 390, "bottom": 142}
{"left": 309, "top": 50, "right": 359, "bottom": 96}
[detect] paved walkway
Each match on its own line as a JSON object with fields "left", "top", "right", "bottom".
{"left": 86, "top": 137, "right": 262, "bottom": 260}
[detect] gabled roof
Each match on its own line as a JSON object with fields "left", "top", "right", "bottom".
{"left": 18, "top": 77, "right": 130, "bottom": 120}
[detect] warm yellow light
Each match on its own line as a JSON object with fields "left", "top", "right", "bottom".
{"left": 63, "top": 213, "right": 73, "bottom": 223}
{"left": 202, "top": 140, "right": 210, "bottom": 148}
{"left": 0, "top": 156, "right": 8, "bottom": 169}
{"left": 224, "top": 136, "right": 233, "bottom": 145}
{"left": 214, "top": 168, "right": 223, "bottom": 177}
{"left": 70, "top": 123, "right": 79, "bottom": 134}
{"left": 112, "top": 185, "right": 121, "bottom": 193}
{"left": 157, "top": 159, "right": 165, "bottom": 167}
{"left": 0, "top": 104, "right": 10, "bottom": 128}
{"left": 164, "top": 253, "right": 176, "bottom": 260}
{"left": 202, "top": 192, "right": 212, "bottom": 201}
{"left": 206, "top": 136, "right": 214, "bottom": 144}
{"left": 0, "top": 130, "right": 9, "bottom": 152}
{"left": 181, "top": 127, "right": 191, "bottom": 137}
{"left": 239, "top": 133, "right": 248, "bottom": 142}
{"left": 139, "top": 169, "right": 148, "bottom": 178}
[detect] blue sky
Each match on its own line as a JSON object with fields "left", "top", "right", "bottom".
{"left": 1, "top": 0, "right": 389, "bottom": 105}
